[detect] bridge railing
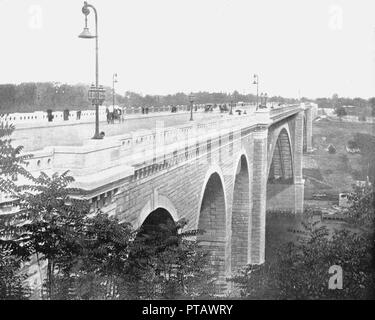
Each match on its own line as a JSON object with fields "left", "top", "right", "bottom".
{"left": 0, "top": 104, "right": 207, "bottom": 127}
{"left": 121, "top": 104, "right": 312, "bottom": 168}
{"left": 119, "top": 115, "right": 243, "bottom": 151}
{"left": 269, "top": 104, "right": 301, "bottom": 118}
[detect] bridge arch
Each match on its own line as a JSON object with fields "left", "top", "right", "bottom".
{"left": 136, "top": 194, "right": 179, "bottom": 229}
{"left": 230, "top": 153, "right": 250, "bottom": 273}
{"left": 196, "top": 164, "right": 228, "bottom": 227}
{"left": 128, "top": 206, "right": 178, "bottom": 287}
{"left": 267, "top": 125, "right": 294, "bottom": 183}
{"left": 197, "top": 165, "right": 227, "bottom": 284}
{"left": 266, "top": 125, "right": 297, "bottom": 214}
{"left": 137, "top": 207, "right": 176, "bottom": 235}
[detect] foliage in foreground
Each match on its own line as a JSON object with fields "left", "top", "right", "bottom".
{"left": 346, "top": 184, "right": 374, "bottom": 228}
{"left": 0, "top": 171, "right": 215, "bottom": 300}
{"left": 0, "top": 245, "right": 30, "bottom": 300}
{"left": 231, "top": 219, "right": 375, "bottom": 300}
{"left": 0, "top": 119, "right": 33, "bottom": 194}
{"left": 0, "top": 118, "right": 33, "bottom": 299}
{"left": 123, "top": 218, "right": 216, "bottom": 300}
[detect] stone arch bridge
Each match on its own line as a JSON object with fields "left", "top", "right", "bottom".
{"left": 26, "top": 103, "right": 316, "bottom": 285}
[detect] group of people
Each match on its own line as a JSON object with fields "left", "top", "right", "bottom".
{"left": 106, "top": 105, "right": 124, "bottom": 124}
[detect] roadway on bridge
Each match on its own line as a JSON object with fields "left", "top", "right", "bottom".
{"left": 12, "top": 111, "right": 230, "bottom": 152}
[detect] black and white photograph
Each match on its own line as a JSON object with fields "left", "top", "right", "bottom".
{"left": 0, "top": 0, "right": 374, "bottom": 305}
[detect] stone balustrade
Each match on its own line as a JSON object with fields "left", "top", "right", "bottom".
{"left": 25, "top": 112, "right": 252, "bottom": 174}
{"left": 0, "top": 104, "right": 208, "bottom": 127}
{"left": 23, "top": 105, "right": 302, "bottom": 174}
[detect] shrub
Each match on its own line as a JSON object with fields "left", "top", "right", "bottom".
{"left": 328, "top": 145, "right": 336, "bottom": 154}
{"left": 231, "top": 216, "right": 375, "bottom": 300}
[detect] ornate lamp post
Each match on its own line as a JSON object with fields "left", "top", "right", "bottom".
{"left": 189, "top": 93, "right": 195, "bottom": 121}
{"left": 112, "top": 73, "right": 118, "bottom": 108}
{"left": 79, "top": 1, "right": 105, "bottom": 139}
{"left": 229, "top": 99, "right": 233, "bottom": 115}
{"left": 264, "top": 93, "right": 268, "bottom": 107}
{"left": 253, "top": 74, "right": 259, "bottom": 110}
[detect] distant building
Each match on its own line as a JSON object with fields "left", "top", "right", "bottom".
{"left": 346, "top": 145, "right": 360, "bottom": 154}
{"left": 318, "top": 108, "right": 335, "bottom": 116}
{"left": 339, "top": 193, "right": 350, "bottom": 207}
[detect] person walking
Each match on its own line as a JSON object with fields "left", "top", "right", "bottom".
{"left": 108, "top": 104, "right": 114, "bottom": 124}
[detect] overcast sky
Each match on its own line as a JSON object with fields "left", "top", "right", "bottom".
{"left": 0, "top": 0, "right": 374, "bottom": 99}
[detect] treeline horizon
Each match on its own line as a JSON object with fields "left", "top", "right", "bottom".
{"left": 0, "top": 82, "right": 374, "bottom": 114}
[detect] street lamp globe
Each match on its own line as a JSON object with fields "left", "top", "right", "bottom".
{"left": 79, "top": 2, "right": 95, "bottom": 39}
{"left": 79, "top": 27, "right": 95, "bottom": 39}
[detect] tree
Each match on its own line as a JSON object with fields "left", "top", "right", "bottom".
{"left": 334, "top": 106, "right": 347, "bottom": 118}
{"left": 125, "top": 218, "right": 215, "bottom": 299}
{"left": 1, "top": 165, "right": 216, "bottom": 300}
{"left": 347, "top": 140, "right": 359, "bottom": 150}
{"left": 231, "top": 214, "right": 375, "bottom": 299}
{"left": 369, "top": 97, "right": 375, "bottom": 117}
{"left": 0, "top": 244, "right": 30, "bottom": 300}
{"left": 353, "top": 97, "right": 367, "bottom": 108}
{"left": 332, "top": 93, "right": 339, "bottom": 108}
{"left": 14, "top": 172, "right": 91, "bottom": 299}
{"left": 2, "top": 168, "right": 134, "bottom": 300}
{"left": 315, "top": 97, "right": 331, "bottom": 109}
{"left": 0, "top": 119, "right": 33, "bottom": 194}
{"left": 14, "top": 83, "right": 37, "bottom": 111}
{"left": 346, "top": 184, "right": 374, "bottom": 228}
{"left": 40, "top": 214, "right": 216, "bottom": 300}
{"left": 328, "top": 144, "right": 336, "bottom": 154}
{"left": 0, "top": 85, "right": 16, "bottom": 112}
{"left": 68, "top": 213, "right": 134, "bottom": 300}
{"left": 352, "top": 133, "right": 375, "bottom": 184}
{"left": 0, "top": 118, "right": 34, "bottom": 299}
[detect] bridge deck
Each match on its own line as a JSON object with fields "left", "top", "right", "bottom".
{"left": 0, "top": 104, "right": 310, "bottom": 203}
